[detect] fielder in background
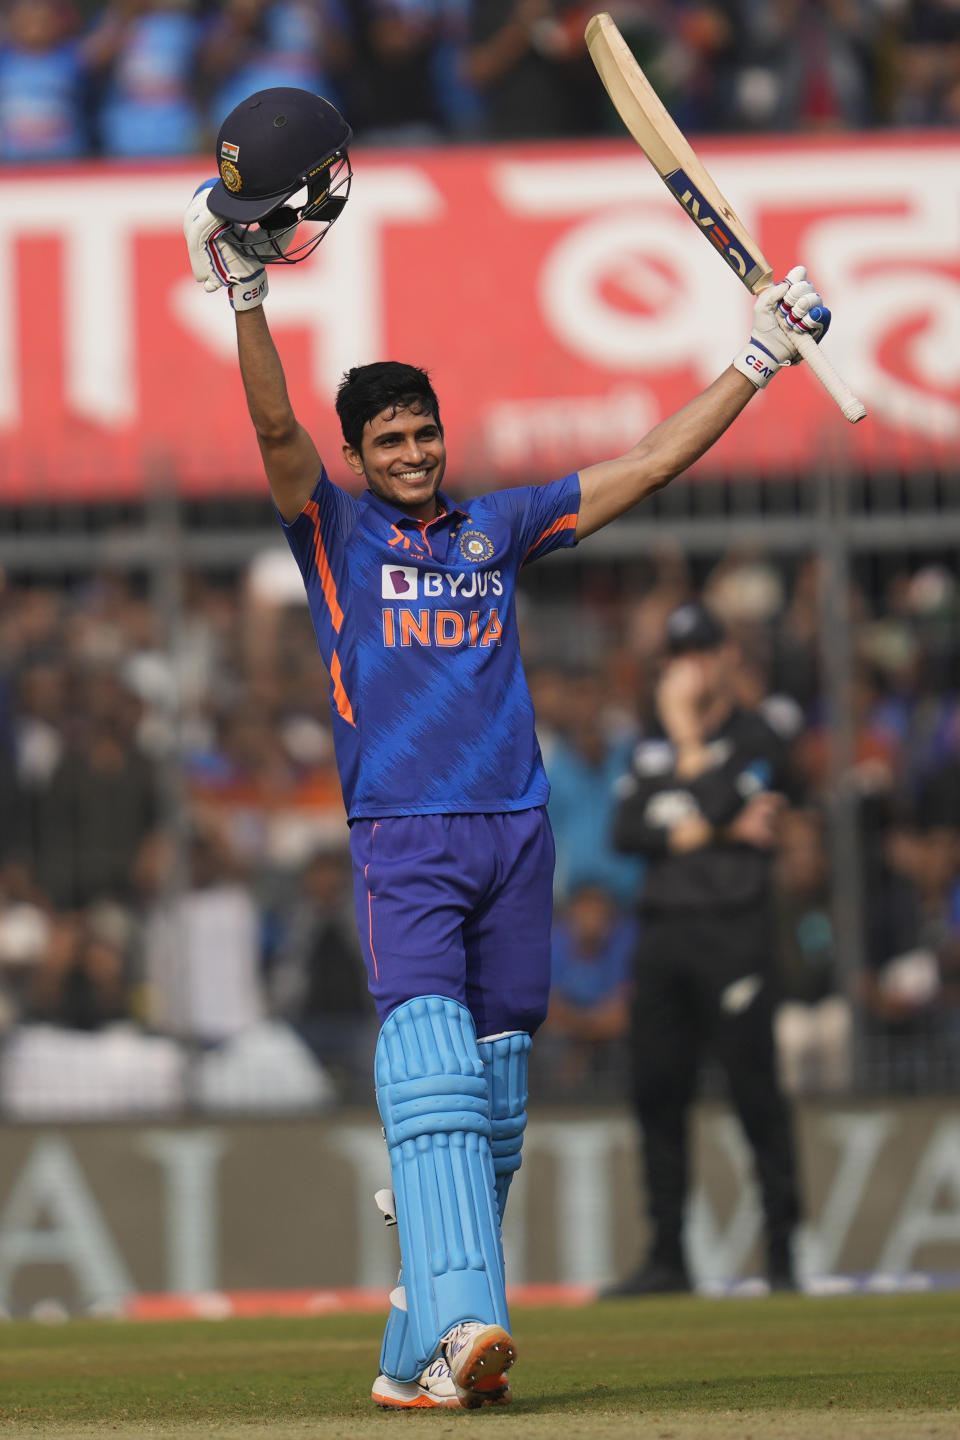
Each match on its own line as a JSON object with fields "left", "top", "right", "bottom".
{"left": 606, "top": 601, "right": 803, "bottom": 1297}
{"left": 184, "top": 85, "right": 834, "bottom": 1410}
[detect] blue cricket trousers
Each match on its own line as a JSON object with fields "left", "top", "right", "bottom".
{"left": 349, "top": 807, "right": 555, "bottom": 1038}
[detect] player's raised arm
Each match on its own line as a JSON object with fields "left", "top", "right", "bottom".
{"left": 576, "top": 268, "right": 830, "bottom": 540}
{"left": 235, "top": 307, "right": 323, "bottom": 522}
{"left": 183, "top": 184, "right": 322, "bottom": 520}
{"left": 181, "top": 89, "right": 353, "bottom": 520}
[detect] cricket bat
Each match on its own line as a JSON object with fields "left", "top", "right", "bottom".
{"left": 585, "top": 12, "right": 866, "bottom": 423}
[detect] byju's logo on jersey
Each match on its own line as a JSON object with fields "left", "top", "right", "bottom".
{"left": 382, "top": 564, "right": 418, "bottom": 599}
{"left": 458, "top": 530, "right": 494, "bottom": 563}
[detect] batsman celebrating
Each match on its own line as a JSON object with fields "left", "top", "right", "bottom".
{"left": 184, "top": 86, "right": 833, "bottom": 1411}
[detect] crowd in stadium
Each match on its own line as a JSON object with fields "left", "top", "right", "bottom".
{"left": 0, "top": 0, "right": 958, "bottom": 163}
{"left": 0, "top": 544, "right": 958, "bottom": 1112}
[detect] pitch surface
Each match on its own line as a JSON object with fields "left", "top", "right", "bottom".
{"left": 2, "top": 1294, "right": 958, "bottom": 1438}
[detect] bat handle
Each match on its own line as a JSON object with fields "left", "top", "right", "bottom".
{"left": 793, "top": 331, "right": 867, "bottom": 424}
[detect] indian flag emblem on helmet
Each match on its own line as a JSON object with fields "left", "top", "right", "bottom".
{"left": 220, "top": 140, "right": 240, "bottom": 161}
{"left": 459, "top": 530, "right": 494, "bottom": 563}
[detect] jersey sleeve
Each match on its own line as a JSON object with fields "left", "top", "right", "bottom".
{"left": 276, "top": 467, "right": 361, "bottom": 583}
{"left": 490, "top": 473, "right": 581, "bottom": 567}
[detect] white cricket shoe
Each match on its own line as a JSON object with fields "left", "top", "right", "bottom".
{"left": 372, "top": 1356, "right": 460, "bottom": 1409}
{"left": 442, "top": 1321, "right": 516, "bottom": 1409}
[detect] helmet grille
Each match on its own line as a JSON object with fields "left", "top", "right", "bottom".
{"left": 227, "top": 148, "right": 352, "bottom": 265}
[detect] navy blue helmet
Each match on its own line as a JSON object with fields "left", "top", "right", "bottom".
{"left": 207, "top": 88, "right": 352, "bottom": 264}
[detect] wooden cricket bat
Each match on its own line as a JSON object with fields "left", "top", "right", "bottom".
{"left": 585, "top": 12, "right": 866, "bottom": 423}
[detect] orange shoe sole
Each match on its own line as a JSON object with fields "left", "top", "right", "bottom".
{"left": 449, "top": 1326, "right": 517, "bottom": 1410}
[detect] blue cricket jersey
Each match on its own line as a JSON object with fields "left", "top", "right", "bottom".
{"left": 281, "top": 469, "right": 580, "bottom": 819}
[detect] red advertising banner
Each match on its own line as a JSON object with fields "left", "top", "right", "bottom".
{"left": 1, "top": 132, "right": 957, "bottom": 500}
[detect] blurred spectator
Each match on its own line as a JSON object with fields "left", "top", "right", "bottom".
{"left": 0, "top": 0, "right": 89, "bottom": 160}
{"left": 23, "top": 707, "right": 159, "bottom": 911}
{"left": 187, "top": 699, "right": 343, "bottom": 866}
{"left": 350, "top": 0, "right": 474, "bottom": 142}
{"left": 538, "top": 881, "right": 635, "bottom": 1093}
{"left": 709, "top": 0, "right": 884, "bottom": 132}
{"left": 12, "top": 658, "right": 67, "bottom": 790}
{"left": 201, "top": 0, "right": 349, "bottom": 131}
{"left": 0, "top": 731, "right": 22, "bottom": 862}
{"left": 465, "top": 0, "right": 610, "bottom": 138}
{"left": 795, "top": 661, "right": 902, "bottom": 806}
{"left": 773, "top": 808, "right": 852, "bottom": 1093}
{"left": 0, "top": 862, "right": 51, "bottom": 1030}
{"left": 546, "top": 667, "right": 642, "bottom": 908}
{"left": 139, "top": 825, "right": 265, "bottom": 1043}
{"left": 29, "top": 910, "right": 128, "bottom": 1029}
{"left": 771, "top": 555, "right": 822, "bottom": 712}
{"left": 267, "top": 846, "right": 376, "bottom": 1097}
{"left": 864, "top": 565, "right": 960, "bottom": 794}
{"left": 892, "top": 0, "right": 960, "bottom": 125}
{"left": 87, "top": 0, "right": 203, "bottom": 156}
{"left": 704, "top": 548, "right": 786, "bottom": 635}
{"left": 528, "top": 661, "right": 568, "bottom": 769}
{"left": 917, "top": 742, "right": 960, "bottom": 838}
{"left": 855, "top": 816, "right": 960, "bottom": 1087}
{"left": 624, "top": 547, "right": 693, "bottom": 666}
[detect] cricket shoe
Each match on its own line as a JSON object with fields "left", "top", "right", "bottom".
{"left": 372, "top": 1355, "right": 512, "bottom": 1410}
{"left": 442, "top": 1321, "right": 517, "bottom": 1409}
{"left": 372, "top": 1356, "right": 460, "bottom": 1409}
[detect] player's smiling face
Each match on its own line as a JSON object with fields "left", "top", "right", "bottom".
{"left": 343, "top": 402, "right": 446, "bottom": 521}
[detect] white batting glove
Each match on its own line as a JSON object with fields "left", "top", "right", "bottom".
{"left": 183, "top": 180, "right": 269, "bottom": 312}
{"left": 733, "top": 265, "right": 832, "bottom": 391}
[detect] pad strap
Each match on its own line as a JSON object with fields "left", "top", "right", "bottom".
{"left": 376, "top": 996, "right": 508, "bottom": 1375}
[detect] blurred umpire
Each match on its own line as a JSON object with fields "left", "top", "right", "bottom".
{"left": 605, "top": 601, "right": 801, "bottom": 1295}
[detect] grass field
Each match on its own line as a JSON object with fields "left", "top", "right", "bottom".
{"left": 2, "top": 1294, "right": 959, "bottom": 1439}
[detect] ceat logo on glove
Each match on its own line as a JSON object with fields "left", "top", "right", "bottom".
{"left": 745, "top": 351, "right": 775, "bottom": 379}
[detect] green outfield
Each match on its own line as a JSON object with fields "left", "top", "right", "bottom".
{"left": 2, "top": 1294, "right": 958, "bottom": 1440}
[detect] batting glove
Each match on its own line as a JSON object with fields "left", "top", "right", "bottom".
{"left": 183, "top": 180, "right": 269, "bottom": 312}
{"left": 733, "top": 265, "right": 832, "bottom": 391}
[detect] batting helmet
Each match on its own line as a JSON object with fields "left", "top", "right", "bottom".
{"left": 207, "top": 88, "right": 352, "bottom": 264}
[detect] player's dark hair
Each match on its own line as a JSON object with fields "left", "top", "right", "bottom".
{"left": 335, "top": 362, "right": 442, "bottom": 452}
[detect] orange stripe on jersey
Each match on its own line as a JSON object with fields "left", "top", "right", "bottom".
{"left": 522, "top": 512, "right": 577, "bottom": 563}
{"left": 304, "top": 499, "right": 344, "bottom": 631}
{"left": 330, "top": 649, "right": 355, "bottom": 726}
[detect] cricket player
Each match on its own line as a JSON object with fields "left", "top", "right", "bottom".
{"left": 183, "top": 85, "right": 833, "bottom": 1412}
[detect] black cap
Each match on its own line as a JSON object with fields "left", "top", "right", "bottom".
{"left": 208, "top": 87, "right": 352, "bottom": 224}
{"left": 664, "top": 601, "right": 726, "bottom": 655}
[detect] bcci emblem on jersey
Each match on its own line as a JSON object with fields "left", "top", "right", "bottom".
{"left": 458, "top": 530, "right": 494, "bottom": 563}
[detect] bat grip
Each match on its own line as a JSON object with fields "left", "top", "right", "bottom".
{"left": 793, "top": 331, "right": 866, "bottom": 424}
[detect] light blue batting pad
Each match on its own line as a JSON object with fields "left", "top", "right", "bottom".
{"left": 478, "top": 1031, "right": 531, "bottom": 1217}
{"left": 379, "top": 1294, "right": 419, "bottom": 1382}
{"left": 375, "top": 996, "right": 508, "bottom": 1376}
{"left": 379, "top": 1028, "right": 530, "bottom": 1381}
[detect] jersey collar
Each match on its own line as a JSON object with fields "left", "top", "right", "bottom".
{"left": 362, "top": 488, "right": 468, "bottom": 528}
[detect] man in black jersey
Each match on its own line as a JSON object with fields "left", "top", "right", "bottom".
{"left": 605, "top": 600, "right": 801, "bottom": 1295}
